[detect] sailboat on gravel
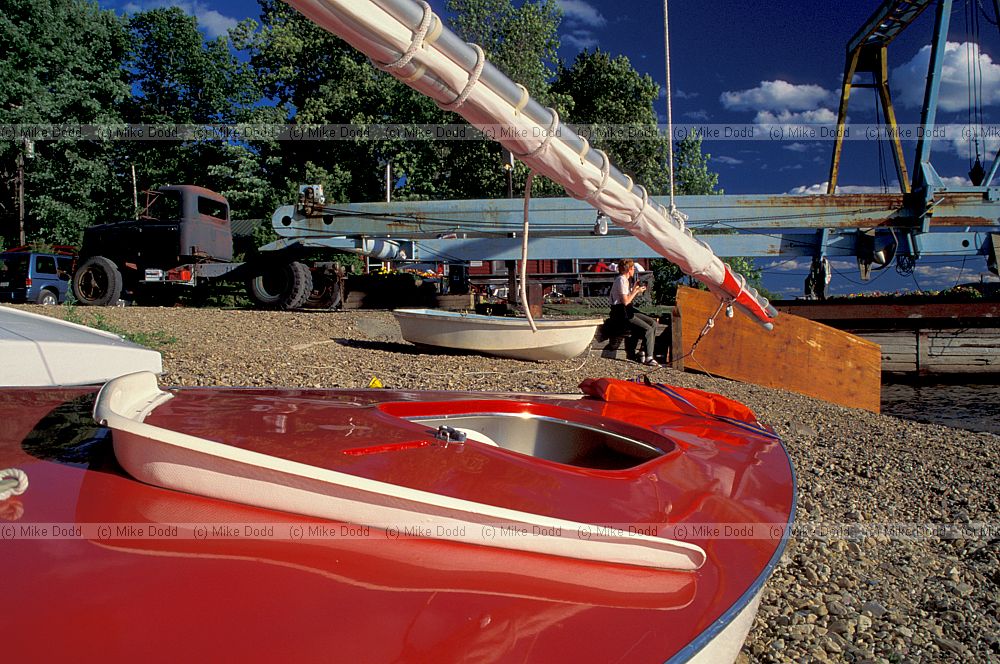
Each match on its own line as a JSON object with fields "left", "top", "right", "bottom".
{"left": 1, "top": 2, "right": 794, "bottom": 663}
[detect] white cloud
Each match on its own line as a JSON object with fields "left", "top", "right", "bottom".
{"left": 944, "top": 128, "right": 1000, "bottom": 161}
{"left": 683, "top": 110, "right": 710, "bottom": 121}
{"left": 753, "top": 108, "right": 838, "bottom": 126}
{"left": 762, "top": 258, "right": 810, "bottom": 272}
{"left": 122, "top": 0, "right": 238, "bottom": 38}
{"left": 562, "top": 30, "right": 599, "bottom": 51}
{"left": 720, "top": 80, "right": 837, "bottom": 113}
{"left": 557, "top": 0, "right": 606, "bottom": 27}
{"left": 713, "top": 155, "right": 743, "bottom": 165}
{"left": 893, "top": 42, "right": 1000, "bottom": 111}
{"left": 787, "top": 181, "right": 893, "bottom": 194}
{"left": 674, "top": 89, "right": 699, "bottom": 100}
{"left": 783, "top": 142, "right": 815, "bottom": 152}
{"left": 940, "top": 175, "right": 973, "bottom": 186}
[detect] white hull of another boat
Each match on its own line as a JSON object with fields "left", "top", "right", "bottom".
{"left": 394, "top": 309, "right": 602, "bottom": 361}
{"left": 0, "top": 305, "right": 161, "bottom": 386}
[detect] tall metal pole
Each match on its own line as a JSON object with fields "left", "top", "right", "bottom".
{"left": 17, "top": 152, "right": 25, "bottom": 246}
{"left": 131, "top": 164, "right": 139, "bottom": 218}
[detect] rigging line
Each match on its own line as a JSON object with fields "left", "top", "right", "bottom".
{"left": 829, "top": 266, "right": 894, "bottom": 287}
{"left": 976, "top": 9, "right": 987, "bottom": 138}
{"left": 979, "top": 0, "right": 1000, "bottom": 24}
{"left": 408, "top": 240, "right": 472, "bottom": 264}
{"left": 308, "top": 204, "right": 902, "bottom": 233}
{"left": 967, "top": 0, "right": 975, "bottom": 165}
{"left": 663, "top": 0, "right": 676, "bottom": 208}
{"left": 954, "top": 257, "right": 968, "bottom": 288}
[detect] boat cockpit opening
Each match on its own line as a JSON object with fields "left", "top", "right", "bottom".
{"left": 408, "top": 412, "right": 667, "bottom": 470}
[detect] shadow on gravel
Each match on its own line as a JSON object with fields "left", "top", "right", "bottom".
{"left": 332, "top": 338, "right": 473, "bottom": 357}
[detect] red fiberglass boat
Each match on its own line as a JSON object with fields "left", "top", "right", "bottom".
{"left": 2, "top": 370, "right": 794, "bottom": 662}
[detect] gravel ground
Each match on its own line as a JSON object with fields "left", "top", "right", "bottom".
{"left": 19, "top": 305, "right": 1000, "bottom": 663}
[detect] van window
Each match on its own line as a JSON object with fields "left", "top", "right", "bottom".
{"left": 0, "top": 255, "right": 28, "bottom": 278}
{"left": 34, "top": 255, "right": 57, "bottom": 274}
{"left": 198, "top": 197, "right": 228, "bottom": 221}
{"left": 56, "top": 257, "right": 73, "bottom": 278}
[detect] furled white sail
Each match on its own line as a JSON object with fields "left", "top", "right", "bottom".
{"left": 284, "top": 0, "right": 777, "bottom": 327}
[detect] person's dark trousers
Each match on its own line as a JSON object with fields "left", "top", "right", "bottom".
{"left": 628, "top": 311, "right": 657, "bottom": 359}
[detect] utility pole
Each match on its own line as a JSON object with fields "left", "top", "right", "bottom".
{"left": 16, "top": 139, "right": 33, "bottom": 246}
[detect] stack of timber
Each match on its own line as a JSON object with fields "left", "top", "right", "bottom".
{"left": 774, "top": 301, "right": 1000, "bottom": 378}
{"left": 672, "top": 287, "right": 882, "bottom": 412}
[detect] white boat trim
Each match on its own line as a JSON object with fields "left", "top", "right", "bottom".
{"left": 94, "top": 371, "right": 707, "bottom": 571}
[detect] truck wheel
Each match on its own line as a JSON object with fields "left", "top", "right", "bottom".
{"left": 304, "top": 271, "right": 344, "bottom": 310}
{"left": 72, "top": 256, "right": 122, "bottom": 306}
{"left": 36, "top": 289, "right": 59, "bottom": 306}
{"left": 247, "top": 261, "right": 312, "bottom": 310}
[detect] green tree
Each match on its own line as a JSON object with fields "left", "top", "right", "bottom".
{"left": 551, "top": 49, "right": 669, "bottom": 193}
{"left": 121, "top": 7, "right": 266, "bottom": 219}
{"left": 0, "top": 0, "right": 131, "bottom": 245}
{"left": 673, "top": 133, "right": 720, "bottom": 196}
{"left": 242, "top": 0, "right": 452, "bottom": 206}
{"left": 446, "top": 0, "right": 568, "bottom": 199}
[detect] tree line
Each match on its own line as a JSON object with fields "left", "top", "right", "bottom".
{"left": 0, "top": 0, "right": 721, "bottom": 269}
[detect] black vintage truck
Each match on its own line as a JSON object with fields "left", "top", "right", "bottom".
{"left": 72, "top": 185, "right": 340, "bottom": 309}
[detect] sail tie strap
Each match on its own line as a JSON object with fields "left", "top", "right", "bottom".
{"left": 377, "top": 0, "right": 434, "bottom": 72}
{"left": 437, "top": 43, "right": 485, "bottom": 111}
{"left": 513, "top": 108, "right": 559, "bottom": 159}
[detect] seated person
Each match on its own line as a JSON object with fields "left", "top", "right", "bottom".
{"left": 609, "top": 259, "right": 659, "bottom": 367}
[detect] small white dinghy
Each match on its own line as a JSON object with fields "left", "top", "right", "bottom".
{"left": 0, "top": 305, "right": 161, "bottom": 386}
{"left": 393, "top": 308, "right": 602, "bottom": 361}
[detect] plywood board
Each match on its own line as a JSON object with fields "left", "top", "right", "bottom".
{"left": 672, "top": 287, "right": 882, "bottom": 412}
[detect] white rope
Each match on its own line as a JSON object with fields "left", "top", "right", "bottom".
{"left": 663, "top": 0, "right": 676, "bottom": 209}
{"left": 437, "top": 43, "right": 485, "bottom": 111}
{"left": 377, "top": 0, "right": 433, "bottom": 71}
{"left": 513, "top": 108, "right": 560, "bottom": 159}
{"left": 520, "top": 171, "right": 538, "bottom": 332}
{"left": 582, "top": 149, "right": 612, "bottom": 203}
{"left": 0, "top": 468, "right": 28, "bottom": 501}
{"left": 623, "top": 185, "right": 649, "bottom": 228}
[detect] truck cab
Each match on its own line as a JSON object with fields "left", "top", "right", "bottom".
{"left": 73, "top": 186, "right": 233, "bottom": 305}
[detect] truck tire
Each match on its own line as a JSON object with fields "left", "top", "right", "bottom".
{"left": 72, "top": 256, "right": 122, "bottom": 306}
{"left": 247, "top": 261, "right": 312, "bottom": 310}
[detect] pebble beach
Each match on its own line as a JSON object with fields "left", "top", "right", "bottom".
{"left": 20, "top": 305, "right": 1000, "bottom": 663}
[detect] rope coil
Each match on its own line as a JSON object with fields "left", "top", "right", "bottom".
{"left": 0, "top": 468, "right": 28, "bottom": 501}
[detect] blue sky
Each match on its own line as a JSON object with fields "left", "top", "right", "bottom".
{"left": 104, "top": 0, "right": 1000, "bottom": 296}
